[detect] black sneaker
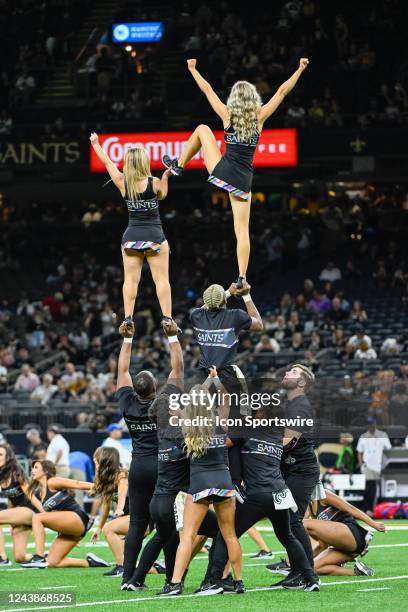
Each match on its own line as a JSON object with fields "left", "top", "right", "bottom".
{"left": 194, "top": 581, "right": 224, "bottom": 596}
{"left": 354, "top": 560, "right": 374, "bottom": 576}
{"left": 21, "top": 555, "right": 47, "bottom": 569}
{"left": 233, "top": 580, "right": 245, "bottom": 594}
{"left": 157, "top": 581, "right": 183, "bottom": 596}
{"left": 120, "top": 580, "right": 129, "bottom": 591}
{"left": 162, "top": 155, "right": 183, "bottom": 177}
{"left": 0, "top": 557, "right": 11, "bottom": 566}
{"left": 86, "top": 553, "right": 110, "bottom": 568}
{"left": 153, "top": 561, "right": 166, "bottom": 574}
{"left": 235, "top": 276, "right": 246, "bottom": 290}
{"left": 303, "top": 579, "right": 320, "bottom": 592}
{"left": 220, "top": 574, "right": 234, "bottom": 592}
{"left": 283, "top": 574, "right": 306, "bottom": 590}
{"left": 127, "top": 580, "right": 148, "bottom": 591}
{"left": 104, "top": 564, "right": 123, "bottom": 577}
{"left": 161, "top": 316, "right": 182, "bottom": 335}
{"left": 266, "top": 558, "right": 290, "bottom": 575}
{"left": 251, "top": 550, "right": 273, "bottom": 559}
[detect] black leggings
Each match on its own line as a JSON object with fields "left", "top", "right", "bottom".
{"left": 284, "top": 470, "right": 320, "bottom": 567}
{"left": 210, "top": 493, "right": 315, "bottom": 582}
{"left": 123, "top": 455, "right": 158, "bottom": 581}
{"left": 133, "top": 493, "right": 219, "bottom": 584}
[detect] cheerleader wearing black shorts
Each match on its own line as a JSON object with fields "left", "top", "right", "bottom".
{"left": 304, "top": 489, "right": 386, "bottom": 576}
{"left": 90, "top": 133, "right": 174, "bottom": 333}
{"left": 162, "top": 58, "right": 309, "bottom": 287}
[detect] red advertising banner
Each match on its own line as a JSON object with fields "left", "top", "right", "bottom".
{"left": 90, "top": 129, "right": 297, "bottom": 172}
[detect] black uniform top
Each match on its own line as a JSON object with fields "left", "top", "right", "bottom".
{"left": 281, "top": 394, "right": 318, "bottom": 475}
{"left": 124, "top": 176, "right": 161, "bottom": 226}
{"left": 189, "top": 429, "right": 229, "bottom": 475}
{"left": 42, "top": 487, "right": 83, "bottom": 515}
{"left": 116, "top": 386, "right": 158, "bottom": 457}
{"left": 313, "top": 501, "right": 356, "bottom": 526}
{"left": 241, "top": 431, "right": 286, "bottom": 495}
{"left": 190, "top": 307, "right": 251, "bottom": 370}
{"left": 1, "top": 479, "right": 30, "bottom": 509}
{"left": 224, "top": 124, "right": 259, "bottom": 171}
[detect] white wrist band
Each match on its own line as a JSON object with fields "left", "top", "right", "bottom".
{"left": 243, "top": 294, "right": 252, "bottom": 302}
{"left": 225, "top": 290, "right": 231, "bottom": 299}
{"left": 168, "top": 335, "right": 179, "bottom": 343}
{"left": 123, "top": 337, "right": 133, "bottom": 344}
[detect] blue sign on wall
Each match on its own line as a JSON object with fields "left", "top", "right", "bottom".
{"left": 112, "top": 22, "right": 164, "bottom": 43}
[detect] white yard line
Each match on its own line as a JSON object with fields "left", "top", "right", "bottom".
{"left": 39, "top": 586, "right": 77, "bottom": 590}
{"left": 357, "top": 587, "right": 391, "bottom": 592}
{"left": 1, "top": 574, "right": 407, "bottom": 612}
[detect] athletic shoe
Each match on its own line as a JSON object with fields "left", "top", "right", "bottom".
{"left": 194, "top": 581, "right": 224, "bottom": 596}
{"left": 251, "top": 550, "right": 273, "bottom": 559}
{"left": 162, "top": 155, "right": 183, "bottom": 177}
{"left": 0, "top": 557, "right": 11, "bottom": 566}
{"left": 235, "top": 276, "right": 246, "bottom": 290}
{"left": 157, "top": 581, "right": 183, "bottom": 596}
{"left": 153, "top": 561, "right": 166, "bottom": 574}
{"left": 127, "top": 581, "right": 148, "bottom": 591}
{"left": 21, "top": 555, "right": 47, "bottom": 569}
{"left": 86, "top": 553, "right": 110, "bottom": 568}
{"left": 303, "top": 579, "right": 320, "bottom": 592}
{"left": 120, "top": 581, "right": 129, "bottom": 591}
{"left": 104, "top": 564, "right": 123, "bottom": 577}
{"left": 266, "top": 558, "right": 290, "bottom": 575}
{"left": 221, "top": 574, "right": 234, "bottom": 592}
{"left": 270, "top": 572, "right": 300, "bottom": 589}
{"left": 122, "top": 316, "right": 135, "bottom": 335}
{"left": 354, "top": 560, "right": 375, "bottom": 576}
{"left": 161, "top": 316, "right": 182, "bottom": 335}
{"left": 233, "top": 580, "right": 245, "bottom": 594}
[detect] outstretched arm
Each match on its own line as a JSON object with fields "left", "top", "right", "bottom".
{"left": 187, "top": 59, "right": 229, "bottom": 123}
{"left": 47, "top": 477, "right": 94, "bottom": 491}
{"left": 323, "top": 489, "right": 386, "bottom": 531}
{"left": 90, "top": 133, "right": 124, "bottom": 192}
{"left": 163, "top": 320, "right": 184, "bottom": 387}
{"left": 117, "top": 323, "right": 134, "bottom": 390}
{"left": 258, "top": 58, "right": 309, "bottom": 125}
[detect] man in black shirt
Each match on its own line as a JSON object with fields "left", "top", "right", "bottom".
{"left": 268, "top": 363, "right": 321, "bottom": 587}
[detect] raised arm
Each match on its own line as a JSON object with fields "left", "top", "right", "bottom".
{"left": 89, "top": 133, "right": 124, "bottom": 192}
{"left": 229, "top": 282, "right": 263, "bottom": 332}
{"left": 258, "top": 58, "right": 309, "bottom": 126}
{"left": 163, "top": 320, "right": 184, "bottom": 387}
{"left": 153, "top": 169, "right": 171, "bottom": 200}
{"left": 117, "top": 323, "right": 134, "bottom": 390}
{"left": 187, "top": 59, "right": 229, "bottom": 123}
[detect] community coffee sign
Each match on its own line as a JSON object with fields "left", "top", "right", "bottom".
{"left": 90, "top": 129, "right": 298, "bottom": 172}
{"left": 0, "top": 141, "right": 81, "bottom": 165}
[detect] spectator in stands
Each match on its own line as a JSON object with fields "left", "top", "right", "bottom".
{"left": 357, "top": 418, "right": 391, "bottom": 514}
{"left": 381, "top": 335, "right": 407, "bottom": 355}
{"left": 254, "top": 333, "right": 280, "bottom": 354}
{"left": 319, "top": 261, "right": 342, "bottom": 283}
{"left": 390, "top": 383, "right": 408, "bottom": 426}
{"left": 46, "top": 425, "right": 71, "bottom": 477}
{"left": 307, "top": 290, "right": 331, "bottom": 315}
{"left": 26, "top": 428, "right": 47, "bottom": 459}
{"left": 350, "top": 300, "right": 368, "bottom": 323}
{"left": 14, "top": 364, "right": 40, "bottom": 393}
{"left": 0, "top": 364, "right": 7, "bottom": 391}
{"left": 338, "top": 375, "right": 354, "bottom": 398}
{"left": 51, "top": 379, "right": 74, "bottom": 403}
{"left": 354, "top": 341, "right": 378, "bottom": 361}
{"left": 327, "top": 297, "right": 347, "bottom": 323}
{"left": 308, "top": 99, "right": 325, "bottom": 124}
{"left": 291, "top": 332, "right": 304, "bottom": 352}
{"left": 101, "top": 424, "right": 131, "bottom": 469}
{"left": 14, "top": 69, "right": 36, "bottom": 104}
{"left": 61, "top": 362, "right": 78, "bottom": 388}
{"left": 0, "top": 111, "right": 13, "bottom": 136}
{"left": 329, "top": 432, "right": 355, "bottom": 474}
{"left": 347, "top": 325, "right": 372, "bottom": 350}
{"left": 30, "top": 373, "right": 57, "bottom": 405}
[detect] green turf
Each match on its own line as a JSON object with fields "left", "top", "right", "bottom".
{"left": 1, "top": 521, "right": 407, "bottom": 611}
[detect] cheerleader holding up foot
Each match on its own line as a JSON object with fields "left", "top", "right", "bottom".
{"left": 90, "top": 133, "right": 175, "bottom": 333}
{"left": 162, "top": 58, "right": 309, "bottom": 288}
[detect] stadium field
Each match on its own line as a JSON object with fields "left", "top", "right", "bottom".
{"left": 1, "top": 522, "right": 407, "bottom": 612}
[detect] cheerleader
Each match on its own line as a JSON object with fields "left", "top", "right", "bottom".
{"left": 21, "top": 460, "right": 108, "bottom": 569}
{"left": 304, "top": 489, "right": 385, "bottom": 576}
{"left": 164, "top": 370, "right": 243, "bottom": 596}
{"left": 89, "top": 133, "right": 174, "bottom": 333}
{"left": 162, "top": 58, "right": 309, "bottom": 287}
{"left": 0, "top": 444, "right": 43, "bottom": 564}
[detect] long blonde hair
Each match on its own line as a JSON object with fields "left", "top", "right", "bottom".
{"left": 227, "top": 81, "right": 262, "bottom": 142}
{"left": 123, "top": 147, "right": 151, "bottom": 200}
{"left": 182, "top": 384, "right": 216, "bottom": 459}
